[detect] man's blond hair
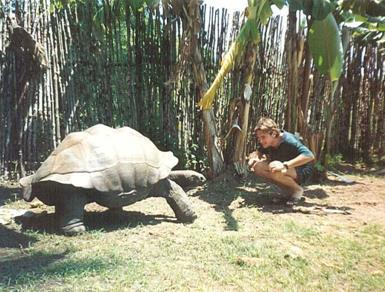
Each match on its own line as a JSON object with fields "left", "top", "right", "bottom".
{"left": 254, "top": 117, "right": 280, "bottom": 137}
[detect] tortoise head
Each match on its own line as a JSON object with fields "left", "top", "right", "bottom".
{"left": 19, "top": 175, "right": 35, "bottom": 202}
{"left": 168, "top": 170, "right": 206, "bottom": 189}
{"left": 188, "top": 171, "right": 206, "bottom": 186}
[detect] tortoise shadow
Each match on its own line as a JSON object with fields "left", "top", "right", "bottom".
{"left": 0, "top": 184, "right": 37, "bottom": 249}
{"left": 0, "top": 184, "right": 22, "bottom": 206}
{"left": 15, "top": 209, "right": 176, "bottom": 235}
{"left": 85, "top": 209, "right": 176, "bottom": 232}
{"left": 0, "top": 224, "right": 38, "bottom": 248}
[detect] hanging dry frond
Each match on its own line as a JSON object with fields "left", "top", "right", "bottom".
{"left": 198, "top": 41, "right": 240, "bottom": 109}
{"left": 197, "top": 0, "right": 267, "bottom": 110}
{"left": 198, "top": 18, "right": 260, "bottom": 109}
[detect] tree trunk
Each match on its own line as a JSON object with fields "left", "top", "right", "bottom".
{"left": 179, "top": 0, "right": 224, "bottom": 177}
{"left": 202, "top": 109, "right": 224, "bottom": 177}
{"left": 285, "top": 11, "right": 299, "bottom": 132}
{"left": 232, "top": 41, "right": 256, "bottom": 176}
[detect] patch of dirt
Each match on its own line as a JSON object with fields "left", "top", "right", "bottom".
{"left": 311, "top": 176, "right": 385, "bottom": 225}
{"left": 194, "top": 171, "right": 385, "bottom": 232}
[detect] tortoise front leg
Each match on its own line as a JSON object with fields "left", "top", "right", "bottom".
{"left": 55, "top": 191, "right": 88, "bottom": 236}
{"left": 150, "top": 179, "right": 197, "bottom": 223}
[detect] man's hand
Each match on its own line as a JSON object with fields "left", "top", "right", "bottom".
{"left": 247, "top": 151, "right": 263, "bottom": 170}
{"left": 248, "top": 158, "right": 258, "bottom": 170}
{"left": 269, "top": 161, "right": 287, "bottom": 173}
{"left": 247, "top": 151, "right": 260, "bottom": 160}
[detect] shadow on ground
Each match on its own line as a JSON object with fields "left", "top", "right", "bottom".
{"left": 0, "top": 225, "right": 37, "bottom": 248}
{"left": 193, "top": 172, "right": 353, "bottom": 230}
{"left": 15, "top": 209, "right": 177, "bottom": 235}
{"left": 0, "top": 250, "right": 68, "bottom": 286}
{"left": 239, "top": 193, "right": 353, "bottom": 215}
{"left": 0, "top": 184, "right": 22, "bottom": 206}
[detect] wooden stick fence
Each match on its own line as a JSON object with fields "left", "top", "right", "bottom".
{"left": 0, "top": 0, "right": 384, "bottom": 179}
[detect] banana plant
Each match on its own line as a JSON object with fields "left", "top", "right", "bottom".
{"left": 198, "top": 0, "right": 284, "bottom": 109}
{"left": 308, "top": 14, "right": 343, "bottom": 81}
{"left": 198, "top": 0, "right": 344, "bottom": 114}
{"left": 197, "top": 0, "right": 285, "bottom": 175}
{"left": 340, "top": 0, "right": 385, "bottom": 44}
{"left": 288, "top": 0, "right": 343, "bottom": 80}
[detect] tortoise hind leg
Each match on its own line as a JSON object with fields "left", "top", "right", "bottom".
{"left": 55, "top": 190, "right": 88, "bottom": 236}
{"left": 150, "top": 179, "right": 197, "bottom": 223}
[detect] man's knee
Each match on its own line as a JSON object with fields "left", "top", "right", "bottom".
{"left": 270, "top": 170, "right": 298, "bottom": 184}
{"left": 252, "top": 161, "right": 269, "bottom": 177}
{"left": 270, "top": 171, "right": 284, "bottom": 181}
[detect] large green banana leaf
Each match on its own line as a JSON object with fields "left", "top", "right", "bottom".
{"left": 308, "top": 13, "right": 343, "bottom": 81}
{"left": 287, "top": 0, "right": 336, "bottom": 20}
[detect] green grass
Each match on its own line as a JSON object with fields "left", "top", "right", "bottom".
{"left": 2, "top": 218, "right": 383, "bottom": 291}
{"left": 1, "top": 175, "right": 385, "bottom": 291}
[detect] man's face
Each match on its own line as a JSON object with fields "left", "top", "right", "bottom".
{"left": 256, "top": 130, "right": 275, "bottom": 148}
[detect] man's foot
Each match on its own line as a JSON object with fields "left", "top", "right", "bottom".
{"left": 286, "top": 196, "right": 305, "bottom": 206}
{"left": 286, "top": 187, "right": 304, "bottom": 206}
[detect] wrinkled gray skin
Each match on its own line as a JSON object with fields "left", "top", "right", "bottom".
{"left": 20, "top": 125, "right": 206, "bottom": 236}
{"left": 168, "top": 170, "right": 206, "bottom": 190}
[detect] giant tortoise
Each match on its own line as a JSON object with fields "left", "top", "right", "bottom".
{"left": 20, "top": 124, "right": 205, "bottom": 235}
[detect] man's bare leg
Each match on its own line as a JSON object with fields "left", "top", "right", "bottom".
{"left": 251, "top": 161, "right": 303, "bottom": 200}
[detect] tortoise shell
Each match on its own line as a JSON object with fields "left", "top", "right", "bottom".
{"left": 20, "top": 124, "right": 178, "bottom": 199}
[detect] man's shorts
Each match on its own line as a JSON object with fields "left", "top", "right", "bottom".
{"left": 295, "top": 163, "right": 314, "bottom": 185}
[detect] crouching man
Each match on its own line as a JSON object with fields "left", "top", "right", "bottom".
{"left": 248, "top": 117, "right": 315, "bottom": 204}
